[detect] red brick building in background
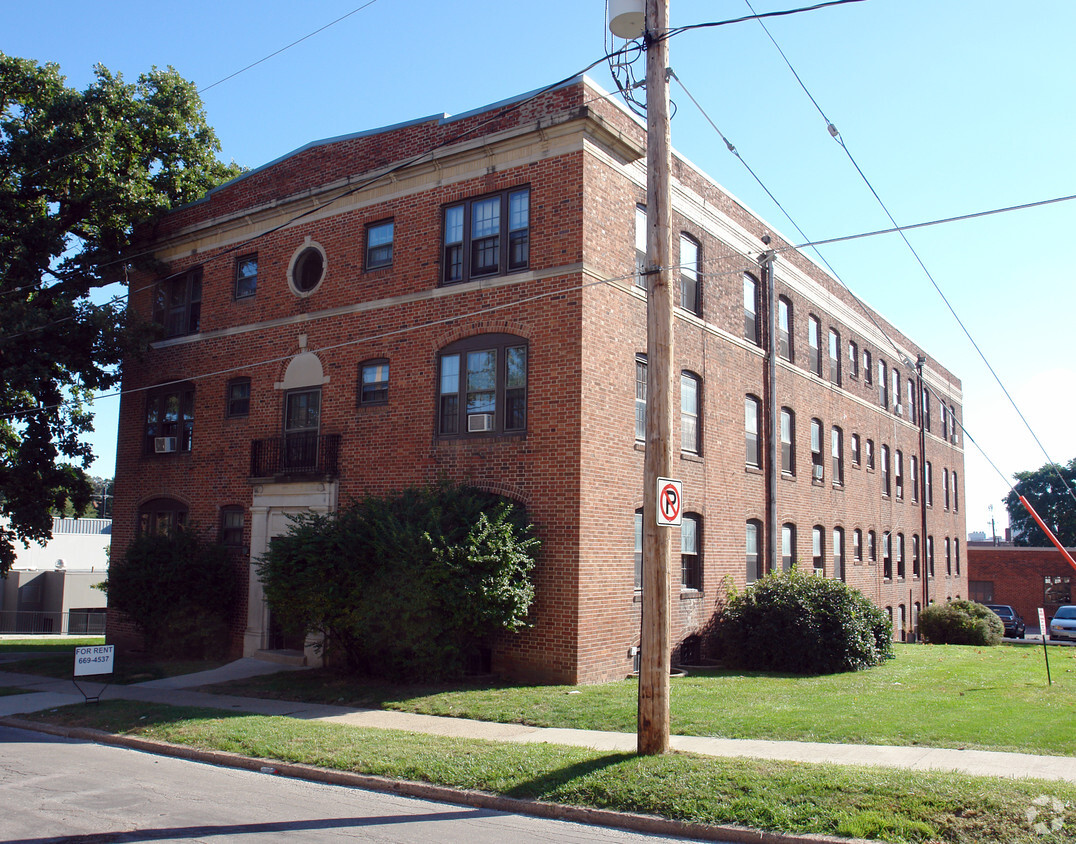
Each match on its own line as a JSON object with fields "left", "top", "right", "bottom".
{"left": 109, "top": 77, "right": 967, "bottom": 683}
{"left": 968, "top": 543, "right": 1075, "bottom": 631}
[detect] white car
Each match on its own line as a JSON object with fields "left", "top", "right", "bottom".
{"left": 1048, "top": 606, "right": 1076, "bottom": 641}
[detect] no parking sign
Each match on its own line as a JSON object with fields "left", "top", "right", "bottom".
{"left": 656, "top": 477, "right": 682, "bottom": 526}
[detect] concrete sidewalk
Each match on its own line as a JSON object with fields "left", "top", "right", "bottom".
{"left": 2, "top": 658, "right": 1075, "bottom": 785}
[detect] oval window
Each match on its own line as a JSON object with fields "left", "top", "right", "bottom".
{"left": 293, "top": 247, "right": 324, "bottom": 293}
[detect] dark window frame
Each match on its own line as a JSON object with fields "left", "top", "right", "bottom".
{"left": 153, "top": 267, "right": 202, "bottom": 338}
{"left": 683, "top": 513, "right": 703, "bottom": 590}
{"left": 679, "top": 233, "right": 701, "bottom": 315}
{"left": 778, "top": 296, "right": 793, "bottom": 361}
{"left": 365, "top": 219, "right": 394, "bottom": 270}
{"left": 808, "top": 314, "right": 821, "bottom": 376}
{"left": 219, "top": 506, "right": 245, "bottom": 547}
{"left": 437, "top": 334, "right": 528, "bottom": 437}
{"left": 226, "top": 378, "right": 251, "bottom": 418}
{"left": 746, "top": 518, "right": 763, "bottom": 583}
{"left": 359, "top": 358, "right": 390, "bottom": 406}
{"left": 831, "top": 425, "right": 844, "bottom": 487}
{"left": 744, "top": 273, "right": 760, "bottom": 346}
{"left": 810, "top": 417, "right": 824, "bottom": 482}
{"left": 780, "top": 407, "right": 795, "bottom": 475}
{"left": 235, "top": 254, "right": 257, "bottom": 299}
{"left": 138, "top": 497, "right": 188, "bottom": 536}
{"left": 745, "top": 394, "right": 762, "bottom": 468}
{"left": 144, "top": 383, "right": 195, "bottom": 455}
{"left": 681, "top": 371, "right": 701, "bottom": 455}
{"left": 442, "top": 187, "right": 530, "bottom": 285}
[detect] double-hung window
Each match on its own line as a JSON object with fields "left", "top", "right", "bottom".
{"left": 810, "top": 418, "right": 824, "bottom": 482}
{"left": 745, "top": 396, "right": 761, "bottom": 468}
{"left": 808, "top": 316, "right": 821, "bottom": 376}
{"left": 442, "top": 188, "right": 529, "bottom": 284}
{"left": 778, "top": 296, "right": 792, "bottom": 360}
{"left": 366, "top": 220, "right": 394, "bottom": 269}
{"left": 154, "top": 267, "right": 202, "bottom": 338}
{"left": 235, "top": 254, "right": 257, "bottom": 299}
{"left": 359, "top": 359, "right": 389, "bottom": 405}
{"left": 683, "top": 514, "right": 702, "bottom": 589}
{"left": 746, "top": 519, "right": 762, "bottom": 583}
{"left": 680, "top": 235, "right": 700, "bottom": 315}
{"left": 145, "top": 384, "right": 195, "bottom": 454}
{"left": 438, "top": 335, "right": 527, "bottom": 435}
{"left": 744, "top": 274, "right": 760, "bottom": 345}
{"left": 226, "top": 378, "right": 250, "bottom": 417}
{"left": 780, "top": 408, "right": 794, "bottom": 475}
{"left": 681, "top": 372, "right": 700, "bottom": 454}
{"left": 635, "top": 355, "right": 647, "bottom": 442}
{"left": 831, "top": 426, "right": 844, "bottom": 486}
{"left": 828, "top": 329, "right": 841, "bottom": 385}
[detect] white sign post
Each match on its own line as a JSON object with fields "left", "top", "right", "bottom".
{"left": 1038, "top": 608, "right": 1052, "bottom": 686}
{"left": 73, "top": 645, "right": 115, "bottom": 703}
{"left": 656, "top": 477, "right": 682, "bottom": 526}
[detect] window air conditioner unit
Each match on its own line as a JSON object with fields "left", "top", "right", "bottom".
{"left": 813, "top": 464, "right": 824, "bottom": 481}
{"left": 895, "top": 404, "right": 903, "bottom": 415}
{"left": 951, "top": 434, "right": 958, "bottom": 444}
{"left": 154, "top": 436, "right": 178, "bottom": 453}
{"left": 467, "top": 413, "right": 494, "bottom": 433}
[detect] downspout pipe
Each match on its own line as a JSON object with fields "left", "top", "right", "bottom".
{"left": 760, "top": 248, "right": 777, "bottom": 574}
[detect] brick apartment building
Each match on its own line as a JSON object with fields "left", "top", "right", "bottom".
{"left": 109, "top": 76, "right": 967, "bottom": 683}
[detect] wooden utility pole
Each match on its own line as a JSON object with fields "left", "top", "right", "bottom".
{"left": 638, "top": 0, "right": 674, "bottom": 756}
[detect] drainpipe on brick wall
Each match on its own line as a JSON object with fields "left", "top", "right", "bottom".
{"left": 760, "top": 247, "right": 777, "bottom": 574}
{"left": 917, "top": 355, "right": 930, "bottom": 617}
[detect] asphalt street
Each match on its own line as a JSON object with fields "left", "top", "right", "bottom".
{"left": 0, "top": 724, "right": 719, "bottom": 844}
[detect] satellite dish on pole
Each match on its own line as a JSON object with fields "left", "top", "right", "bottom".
{"left": 609, "top": 0, "right": 645, "bottom": 39}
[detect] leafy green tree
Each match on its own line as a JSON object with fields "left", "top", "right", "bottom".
{"left": 1003, "top": 458, "right": 1076, "bottom": 547}
{"left": 258, "top": 483, "right": 539, "bottom": 680}
{"left": 0, "top": 54, "right": 241, "bottom": 573}
{"left": 99, "top": 527, "right": 240, "bottom": 658}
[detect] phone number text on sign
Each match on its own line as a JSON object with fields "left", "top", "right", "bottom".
{"left": 74, "top": 645, "right": 114, "bottom": 677}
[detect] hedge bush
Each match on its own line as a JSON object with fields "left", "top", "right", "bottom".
{"left": 918, "top": 599, "right": 1003, "bottom": 645}
{"left": 102, "top": 528, "right": 239, "bottom": 659}
{"left": 258, "top": 482, "right": 538, "bottom": 680}
{"left": 715, "top": 571, "right": 893, "bottom": 674}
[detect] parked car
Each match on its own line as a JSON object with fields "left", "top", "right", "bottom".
{"left": 1048, "top": 605, "right": 1076, "bottom": 642}
{"left": 986, "top": 604, "right": 1025, "bottom": 638}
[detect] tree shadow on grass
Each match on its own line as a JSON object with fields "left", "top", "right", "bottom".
{"left": 502, "top": 751, "right": 636, "bottom": 800}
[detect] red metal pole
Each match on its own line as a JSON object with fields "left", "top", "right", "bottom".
{"left": 1018, "top": 494, "right": 1076, "bottom": 573}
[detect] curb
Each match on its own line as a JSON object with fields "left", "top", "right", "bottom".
{"left": 1, "top": 715, "right": 873, "bottom": 844}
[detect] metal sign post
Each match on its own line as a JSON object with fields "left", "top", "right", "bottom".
{"left": 72, "top": 645, "right": 115, "bottom": 703}
{"left": 1038, "top": 608, "right": 1052, "bottom": 686}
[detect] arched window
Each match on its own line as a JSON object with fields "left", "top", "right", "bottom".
{"left": 895, "top": 450, "right": 904, "bottom": 499}
{"left": 853, "top": 528, "right": 862, "bottom": 563}
{"left": 138, "top": 498, "right": 188, "bottom": 536}
{"left": 811, "top": 418, "right": 824, "bottom": 482}
{"left": 833, "top": 527, "right": 845, "bottom": 581}
{"left": 745, "top": 396, "right": 762, "bottom": 468}
{"left": 780, "top": 408, "right": 794, "bottom": 475}
{"left": 438, "top": 334, "right": 527, "bottom": 435}
{"left": 778, "top": 296, "right": 793, "bottom": 361}
{"left": 831, "top": 426, "right": 844, "bottom": 486}
{"left": 808, "top": 315, "right": 821, "bottom": 375}
{"left": 912, "top": 533, "right": 921, "bottom": 578}
{"left": 868, "top": 529, "right": 877, "bottom": 563}
{"left": 812, "top": 525, "right": 825, "bottom": 575}
{"left": 746, "top": 519, "right": 762, "bottom": 583}
{"left": 681, "top": 372, "right": 701, "bottom": 454}
{"left": 828, "top": 328, "right": 841, "bottom": 385}
{"left": 897, "top": 533, "right": 905, "bottom": 580}
{"left": 881, "top": 444, "right": 891, "bottom": 496}
{"left": 682, "top": 514, "right": 702, "bottom": 590}
{"left": 883, "top": 531, "right": 893, "bottom": 580}
{"left": 743, "top": 274, "right": 760, "bottom": 345}
{"left": 680, "top": 234, "right": 701, "bottom": 315}
{"left": 782, "top": 523, "right": 796, "bottom": 572}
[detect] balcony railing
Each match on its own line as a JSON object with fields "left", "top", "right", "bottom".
{"left": 250, "top": 433, "right": 341, "bottom": 479}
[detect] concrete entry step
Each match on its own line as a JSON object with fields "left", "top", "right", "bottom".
{"left": 254, "top": 649, "right": 306, "bottom": 666}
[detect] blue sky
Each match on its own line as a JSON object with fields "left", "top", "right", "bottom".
{"left": 7, "top": 0, "right": 1076, "bottom": 537}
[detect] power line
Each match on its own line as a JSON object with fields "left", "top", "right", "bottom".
{"left": 743, "top": 0, "right": 1076, "bottom": 511}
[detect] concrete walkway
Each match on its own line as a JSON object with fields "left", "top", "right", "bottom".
{"left": 2, "top": 658, "right": 1075, "bottom": 785}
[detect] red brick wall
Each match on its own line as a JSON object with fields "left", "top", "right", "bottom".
{"left": 110, "top": 77, "right": 967, "bottom": 682}
{"left": 967, "top": 545, "right": 1076, "bottom": 629}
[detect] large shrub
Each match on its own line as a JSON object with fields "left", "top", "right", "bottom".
{"left": 258, "top": 482, "right": 538, "bottom": 680}
{"left": 101, "top": 529, "right": 239, "bottom": 659}
{"left": 715, "top": 571, "right": 893, "bottom": 674}
{"left": 918, "top": 600, "right": 1003, "bottom": 645}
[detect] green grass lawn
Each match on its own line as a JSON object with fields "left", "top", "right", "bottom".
{"left": 205, "top": 643, "right": 1076, "bottom": 756}
{"left": 0, "top": 637, "right": 104, "bottom": 653}
{"left": 25, "top": 700, "right": 1076, "bottom": 844}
